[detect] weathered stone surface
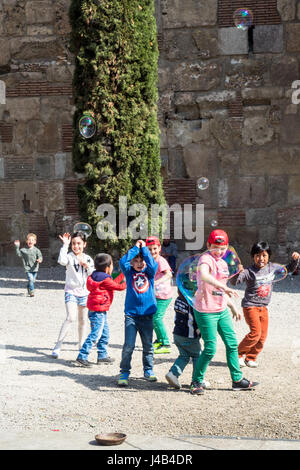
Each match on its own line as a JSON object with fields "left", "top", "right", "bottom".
{"left": 35, "top": 156, "right": 52, "bottom": 179}
{"left": 42, "top": 182, "right": 64, "bottom": 212}
{"left": 286, "top": 24, "right": 300, "bottom": 52}
{"left": 25, "top": 1, "right": 54, "bottom": 24}
{"left": 266, "top": 175, "right": 288, "bottom": 207}
{"left": 162, "top": 0, "right": 217, "bottom": 28}
{"left": 167, "top": 119, "right": 210, "bottom": 148}
{"left": 174, "top": 61, "right": 221, "bottom": 92}
{"left": 242, "top": 117, "right": 274, "bottom": 146}
{"left": 0, "top": 38, "right": 10, "bottom": 66}
{"left": 164, "top": 30, "right": 199, "bottom": 61}
{"left": 3, "top": 2, "right": 26, "bottom": 35}
{"left": 196, "top": 90, "right": 236, "bottom": 110}
{"left": 183, "top": 143, "right": 216, "bottom": 178}
{"left": 253, "top": 25, "right": 283, "bottom": 53}
{"left": 6, "top": 97, "right": 40, "bottom": 122}
{"left": 10, "top": 37, "right": 66, "bottom": 60}
{"left": 224, "top": 58, "right": 267, "bottom": 89}
{"left": 0, "top": 80, "right": 6, "bottom": 104}
{"left": 241, "top": 87, "right": 284, "bottom": 102}
{"left": 240, "top": 147, "right": 300, "bottom": 176}
{"left": 288, "top": 176, "right": 300, "bottom": 204}
{"left": 37, "top": 122, "right": 60, "bottom": 152}
{"left": 0, "top": 158, "right": 4, "bottom": 178}
{"left": 218, "top": 28, "right": 248, "bottom": 55}
{"left": 14, "top": 181, "right": 40, "bottom": 213}
{"left": 277, "top": 0, "right": 296, "bottom": 20}
{"left": 27, "top": 25, "right": 54, "bottom": 36}
{"left": 270, "top": 56, "right": 299, "bottom": 86}
{"left": 192, "top": 29, "right": 218, "bottom": 59}
{"left": 46, "top": 64, "right": 74, "bottom": 83}
{"left": 168, "top": 148, "right": 187, "bottom": 178}
{"left": 55, "top": 152, "right": 66, "bottom": 178}
{"left": 210, "top": 115, "right": 241, "bottom": 149}
{"left": 246, "top": 208, "right": 276, "bottom": 226}
{"left": 281, "top": 114, "right": 300, "bottom": 144}
{"left": 218, "top": 151, "right": 240, "bottom": 176}
{"left": 219, "top": 176, "right": 267, "bottom": 209}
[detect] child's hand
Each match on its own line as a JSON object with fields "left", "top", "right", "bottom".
{"left": 224, "top": 286, "right": 238, "bottom": 298}
{"left": 292, "top": 252, "right": 300, "bottom": 260}
{"left": 237, "top": 263, "right": 244, "bottom": 272}
{"left": 136, "top": 239, "right": 145, "bottom": 248}
{"left": 14, "top": 240, "right": 20, "bottom": 247}
{"left": 59, "top": 233, "right": 71, "bottom": 246}
{"left": 232, "top": 311, "right": 242, "bottom": 321}
{"left": 37, "top": 258, "right": 42, "bottom": 263}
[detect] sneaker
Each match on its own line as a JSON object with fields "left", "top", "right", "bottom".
{"left": 153, "top": 340, "right": 161, "bottom": 350}
{"left": 165, "top": 371, "right": 181, "bottom": 389}
{"left": 201, "top": 379, "right": 211, "bottom": 389}
{"left": 245, "top": 360, "right": 258, "bottom": 368}
{"left": 239, "top": 357, "right": 246, "bottom": 368}
{"left": 75, "top": 358, "right": 92, "bottom": 368}
{"left": 154, "top": 345, "right": 171, "bottom": 354}
{"left": 97, "top": 357, "right": 115, "bottom": 364}
{"left": 29, "top": 290, "right": 35, "bottom": 297}
{"left": 144, "top": 370, "right": 157, "bottom": 382}
{"left": 118, "top": 372, "right": 129, "bottom": 387}
{"left": 232, "top": 377, "right": 259, "bottom": 391}
{"left": 190, "top": 381, "right": 204, "bottom": 395}
{"left": 51, "top": 349, "right": 60, "bottom": 359}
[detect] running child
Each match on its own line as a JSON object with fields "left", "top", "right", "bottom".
{"left": 76, "top": 253, "right": 126, "bottom": 367}
{"left": 145, "top": 236, "right": 173, "bottom": 354}
{"left": 14, "top": 233, "right": 43, "bottom": 297}
{"left": 51, "top": 232, "right": 94, "bottom": 358}
{"left": 118, "top": 240, "right": 158, "bottom": 386}
{"left": 231, "top": 241, "right": 300, "bottom": 368}
{"left": 191, "top": 229, "right": 259, "bottom": 394}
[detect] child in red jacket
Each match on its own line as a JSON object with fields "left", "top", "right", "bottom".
{"left": 76, "top": 253, "right": 126, "bottom": 367}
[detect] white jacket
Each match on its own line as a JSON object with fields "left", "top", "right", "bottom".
{"left": 58, "top": 245, "right": 94, "bottom": 297}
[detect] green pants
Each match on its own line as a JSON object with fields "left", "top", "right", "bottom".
{"left": 192, "top": 308, "right": 243, "bottom": 383}
{"left": 153, "top": 298, "right": 172, "bottom": 346}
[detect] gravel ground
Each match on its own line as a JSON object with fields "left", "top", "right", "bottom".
{"left": 0, "top": 266, "right": 299, "bottom": 440}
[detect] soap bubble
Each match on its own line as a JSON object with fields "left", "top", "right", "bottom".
{"left": 255, "top": 265, "right": 287, "bottom": 286}
{"left": 176, "top": 246, "right": 242, "bottom": 308}
{"left": 79, "top": 115, "right": 96, "bottom": 138}
{"left": 210, "top": 219, "right": 218, "bottom": 228}
{"left": 233, "top": 8, "right": 253, "bottom": 31}
{"left": 73, "top": 222, "right": 92, "bottom": 238}
{"left": 197, "top": 177, "right": 209, "bottom": 191}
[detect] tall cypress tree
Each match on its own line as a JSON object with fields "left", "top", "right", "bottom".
{"left": 69, "top": 0, "right": 165, "bottom": 256}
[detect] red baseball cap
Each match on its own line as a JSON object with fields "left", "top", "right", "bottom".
{"left": 207, "top": 229, "right": 229, "bottom": 246}
{"left": 145, "top": 236, "right": 161, "bottom": 247}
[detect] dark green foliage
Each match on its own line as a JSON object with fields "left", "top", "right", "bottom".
{"left": 69, "top": 0, "right": 165, "bottom": 256}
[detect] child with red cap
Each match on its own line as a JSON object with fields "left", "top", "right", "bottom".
{"left": 190, "top": 229, "right": 259, "bottom": 394}
{"left": 145, "top": 236, "right": 173, "bottom": 354}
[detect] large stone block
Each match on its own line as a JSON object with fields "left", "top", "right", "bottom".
{"left": 192, "top": 29, "right": 218, "bottom": 59}
{"left": 218, "top": 28, "right": 248, "bottom": 55}
{"left": 270, "top": 56, "right": 299, "bottom": 86}
{"left": 253, "top": 25, "right": 283, "bottom": 53}
{"left": 6, "top": 97, "right": 40, "bottom": 122}
{"left": 242, "top": 117, "right": 274, "bottom": 146}
{"left": 219, "top": 176, "right": 267, "bottom": 209}
{"left": 0, "top": 158, "right": 4, "bottom": 178}
{"left": 25, "top": 1, "right": 54, "bottom": 24}
{"left": 35, "top": 156, "right": 53, "bottom": 179}
{"left": 210, "top": 114, "right": 242, "bottom": 149}
{"left": 174, "top": 61, "right": 221, "bottom": 92}
{"left": 162, "top": 0, "right": 217, "bottom": 28}
{"left": 240, "top": 147, "right": 300, "bottom": 176}
{"left": 281, "top": 114, "right": 300, "bottom": 144}
{"left": 288, "top": 176, "right": 300, "bottom": 204}
{"left": 0, "top": 39, "right": 10, "bottom": 66}
{"left": 10, "top": 37, "right": 65, "bottom": 61}
{"left": 286, "top": 24, "right": 300, "bottom": 52}
{"left": 277, "top": 0, "right": 296, "bottom": 20}
{"left": 183, "top": 143, "right": 216, "bottom": 178}
{"left": 55, "top": 153, "right": 66, "bottom": 179}
{"left": 167, "top": 119, "right": 210, "bottom": 148}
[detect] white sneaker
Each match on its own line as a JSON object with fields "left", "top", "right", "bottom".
{"left": 51, "top": 348, "right": 60, "bottom": 359}
{"left": 239, "top": 357, "right": 246, "bottom": 367}
{"left": 165, "top": 371, "right": 181, "bottom": 389}
{"left": 201, "top": 380, "right": 211, "bottom": 389}
{"left": 245, "top": 360, "right": 258, "bottom": 368}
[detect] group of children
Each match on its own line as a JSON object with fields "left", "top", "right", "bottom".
{"left": 14, "top": 228, "right": 300, "bottom": 394}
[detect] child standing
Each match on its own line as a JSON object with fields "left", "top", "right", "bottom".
{"left": 118, "top": 240, "right": 158, "bottom": 386}
{"left": 145, "top": 236, "right": 173, "bottom": 354}
{"left": 51, "top": 232, "right": 94, "bottom": 358}
{"left": 14, "top": 233, "right": 43, "bottom": 297}
{"left": 231, "top": 241, "right": 300, "bottom": 368}
{"left": 191, "top": 229, "right": 259, "bottom": 395}
{"left": 165, "top": 289, "right": 210, "bottom": 390}
{"left": 76, "top": 253, "right": 126, "bottom": 367}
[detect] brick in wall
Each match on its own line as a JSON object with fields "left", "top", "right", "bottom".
{"left": 6, "top": 81, "right": 73, "bottom": 98}
{"left": 218, "top": 0, "right": 281, "bottom": 27}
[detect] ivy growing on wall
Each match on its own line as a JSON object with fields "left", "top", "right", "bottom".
{"left": 69, "top": 0, "right": 165, "bottom": 256}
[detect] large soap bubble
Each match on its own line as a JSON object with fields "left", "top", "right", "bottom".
{"left": 176, "top": 246, "right": 242, "bottom": 308}
{"left": 79, "top": 115, "right": 96, "bottom": 139}
{"left": 73, "top": 222, "right": 93, "bottom": 238}
{"left": 233, "top": 8, "right": 253, "bottom": 31}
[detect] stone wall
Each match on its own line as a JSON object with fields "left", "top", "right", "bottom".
{"left": 157, "top": 0, "right": 300, "bottom": 264}
{"left": 0, "top": 0, "right": 300, "bottom": 266}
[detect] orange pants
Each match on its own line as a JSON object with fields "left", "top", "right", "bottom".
{"left": 238, "top": 306, "right": 269, "bottom": 361}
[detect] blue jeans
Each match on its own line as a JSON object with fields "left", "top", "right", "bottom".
{"left": 77, "top": 311, "right": 109, "bottom": 361}
{"left": 26, "top": 272, "right": 37, "bottom": 292}
{"left": 120, "top": 314, "right": 154, "bottom": 374}
{"left": 170, "top": 334, "right": 201, "bottom": 378}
